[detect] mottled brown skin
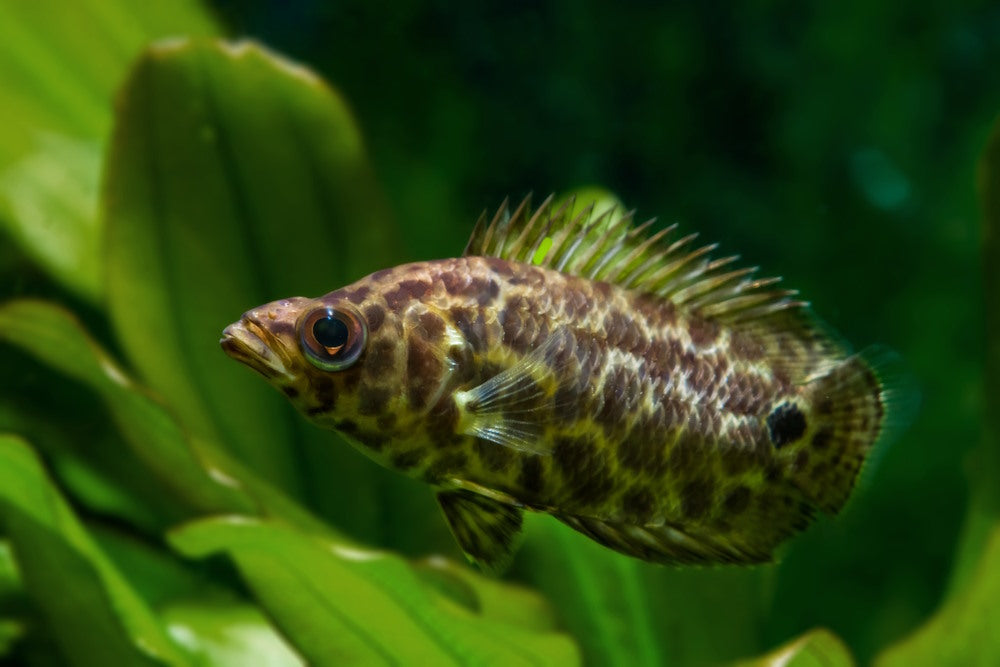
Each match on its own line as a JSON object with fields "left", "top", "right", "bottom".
{"left": 224, "top": 255, "right": 878, "bottom": 563}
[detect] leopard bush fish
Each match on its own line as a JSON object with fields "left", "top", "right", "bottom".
{"left": 220, "top": 195, "right": 911, "bottom": 571}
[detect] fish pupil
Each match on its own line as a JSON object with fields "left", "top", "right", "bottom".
{"left": 766, "top": 402, "right": 807, "bottom": 447}
{"left": 313, "top": 315, "right": 349, "bottom": 350}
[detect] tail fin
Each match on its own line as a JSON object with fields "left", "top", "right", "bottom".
{"left": 790, "top": 347, "right": 918, "bottom": 514}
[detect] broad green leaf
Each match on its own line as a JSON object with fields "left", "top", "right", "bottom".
{"left": 170, "top": 516, "right": 580, "bottom": 667}
{"left": 875, "top": 522, "right": 1000, "bottom": 666}
{"left": 0, "top": 298, "right": 343, "bottom": 539}
{"left": 163, "top": 600, "right": 304, "bottom": 667}
{"left": 0, "top": 0, "right": 217, "bottom": 299}
{"left": 0, "top": 433, "right": 190, "bottom": 666}
{"left": 0, "top": 299, "right": 251, "bottom": 517}
{"left": 0, "top": 135, "right": 102, "bottom": 299}
{"left": 103, "top": 38, "right": 396, "bottom": 504}
{"left": 733, "top": 629, "right": 853, "bottom": 667}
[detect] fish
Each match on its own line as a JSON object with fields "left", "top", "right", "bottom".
{"left": 220, "top": 194, "right": 912, "bottom": 571}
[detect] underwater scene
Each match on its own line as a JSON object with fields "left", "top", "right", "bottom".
{"left": 0, "top": 2, "right": 995, "bottom": 665}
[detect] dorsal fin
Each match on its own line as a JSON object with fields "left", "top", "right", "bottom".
{"left": 464, "top": 194, "right": 808, "bottom": 326}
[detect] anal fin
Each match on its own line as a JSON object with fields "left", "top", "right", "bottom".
{"left": 436, "top": 489, "right": 524, "bottom": 573}
{"left": 556, "top": 514, "right": 773, "bottom": 565}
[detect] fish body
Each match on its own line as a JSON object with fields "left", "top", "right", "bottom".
{"left": 222, "top": 197, "right": 908, "bottom": 570}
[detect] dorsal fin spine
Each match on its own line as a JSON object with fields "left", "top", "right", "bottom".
{"left": 464, "top": 194, "right": 811, "bottom": 328}
{"left": 619, "top": 223, "right": 679, "bottom": 288}
{"left": 558, "top": 205, "right": 610, "bottom": 273}
{"left": 673, "top": 266, "right": 756, "bottom": 305}
{"left": 512, "top": 193, "right": 554, "bottom": 262}
{"left": 553, "top": 217, "right": 598, "bottom": 272}
{"left": 477, "top": 196, "right": 509, "bottom": 256}
{"left": 644, "top": 242, "right": 716, "bottom": 295}
{"left": 608, "top": 220, "right": 665, "bottom": 284}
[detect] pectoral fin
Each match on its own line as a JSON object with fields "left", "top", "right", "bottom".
{"left": 436, "top": 489, "right": 524, "bottom": 573}
{"left": 453, "top": 331, "right": 567, "bottom": 456}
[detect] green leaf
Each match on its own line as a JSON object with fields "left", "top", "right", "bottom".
{"left": 103, "top": 38, "right": 397, "bottom": 500}
{"left": 733, "top": 629, "right": 854, "bottom": 667}
{"left": 0, "top": 540, "right": 20, "bottom": 599}
{"left": 875, "top": 522, "right": 1000, "bottom": 666}
{"left": 170, "top": 516, "right": 580, "bottom": 667}
{"left": 0, "top": 433, "right": 190, "bottom": 666}
{"left": 0, "top": 135, "right": 103, "bottom": 299}
{"left": 414, "top": 556, "right": 563, "bottom": 632}
{"left": 516, "top": 515, "right": 770, "bottom": 666}
{"left": 0, "top": 299, "right": 251, "bottom": 517}
{"left": 0, "top": 0, "right": 217, "bottom": 299}
{"left": 162, "top": 600, "right": 304, "bottom": 667}
{"left": 516, "top": 517, "right": 664, "bottom": 666}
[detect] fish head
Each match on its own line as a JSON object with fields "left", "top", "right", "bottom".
{"left": 220, "top": 268, "right": 448, "bottom": 451}
{"left": 221, "top": 289, "right": 397, "bottom": 427}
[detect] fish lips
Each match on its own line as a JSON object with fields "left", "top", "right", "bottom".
{"left": 220, "top": 320, "right": 293, "bottom": 382}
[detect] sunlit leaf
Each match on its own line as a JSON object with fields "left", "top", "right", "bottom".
{"left": 163, "top": 600, "right": 305, "bottom": 667}
{"left": 170, "top": 516, "right": 580, "bottom": 667}
{"left": 0, "top": 0, "right": 217, "bottom": 299}
{"left": 0, "top": 135, "right": 102, "bottom": 299}
{"left": 103, "top": 38, "right": 397, "bottom": 508}
{"left": 875, "top": 523, "right": 1000, "bottom": 666}
{"left": 733, "top": 628, "right": 853, "bottom": 667}
{"left": 0, "top": 434, "right": 190, "bottom": 666}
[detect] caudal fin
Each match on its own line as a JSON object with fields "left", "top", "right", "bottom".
{"left": 790, "top": 348, "right": 917, "bottom": 514}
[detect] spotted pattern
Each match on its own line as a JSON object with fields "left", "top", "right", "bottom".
{"left": 226, "top": 251, "right": 889, "bottom": 565}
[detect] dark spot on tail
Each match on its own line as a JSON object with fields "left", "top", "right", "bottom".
{"left": 766, "top": 402, "right": 807, "bottom": 447}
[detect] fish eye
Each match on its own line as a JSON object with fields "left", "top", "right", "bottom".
{"left": 298, "top": 304, "right": 366, "bottom": 371}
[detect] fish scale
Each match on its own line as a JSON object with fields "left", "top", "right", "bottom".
{"left": 221, "top": 196, "right": 913, "bottom": 571}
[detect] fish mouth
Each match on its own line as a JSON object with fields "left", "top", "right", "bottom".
{"left": 220, "top": 319, "right": 293, "bottom": 381}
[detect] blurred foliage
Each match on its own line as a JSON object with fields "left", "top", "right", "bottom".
{"left": 0, "top": 0, "right": 995, "bottom": 665}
